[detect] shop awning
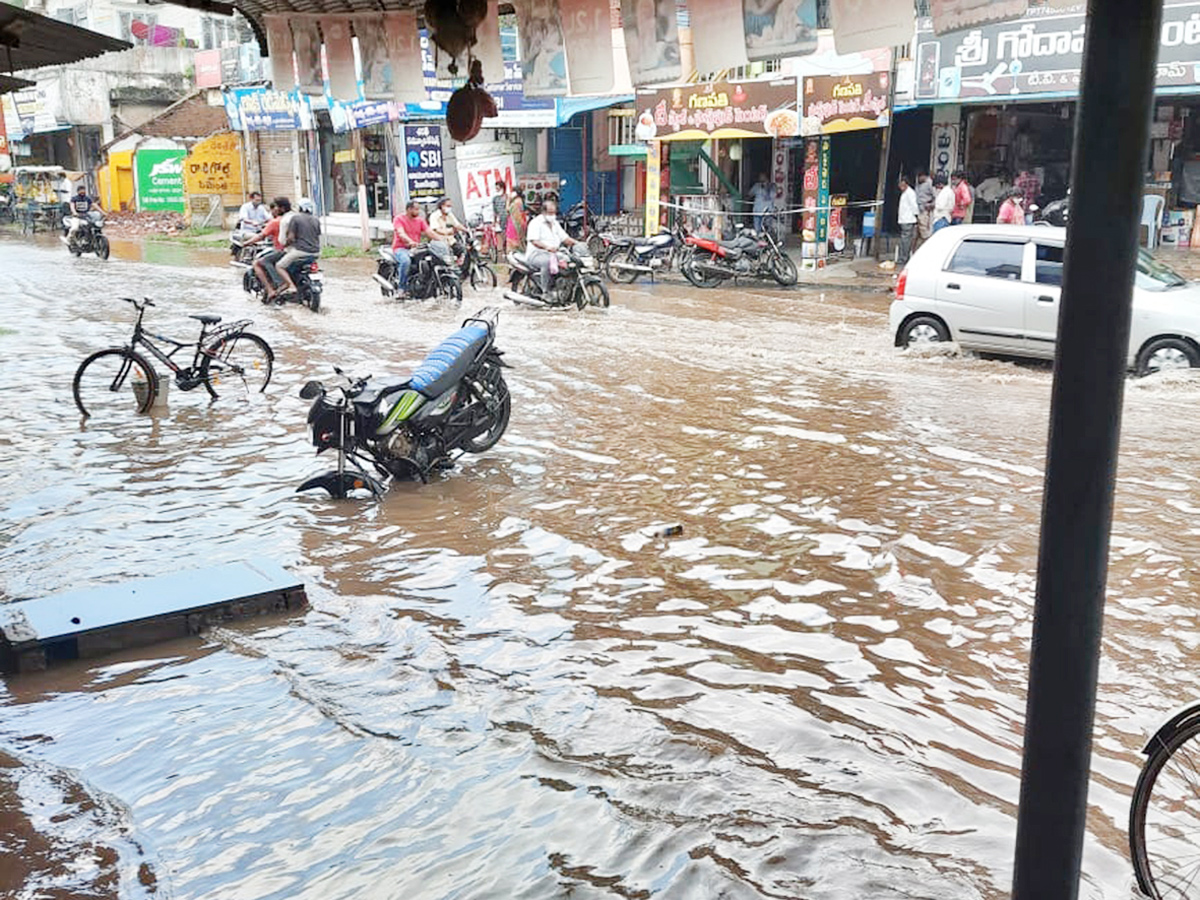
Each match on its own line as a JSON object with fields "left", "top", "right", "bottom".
{"left": 556, "top": 94, "right": 634, "bottom": 126}
{"left": 0, "top": 74, "right": 34, "bottom": 95}
{"left": 0, "top": 6, "right": 131, "bottom": 72}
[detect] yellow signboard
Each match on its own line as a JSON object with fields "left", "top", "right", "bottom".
{"left": 644, "top": 141, "right": 661, "bottom": 237}
{"left": 183, "top": 133, "right": 244, "bottom": 203}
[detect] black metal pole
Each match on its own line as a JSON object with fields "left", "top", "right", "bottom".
{"left": 1011, "top": 1, "right": 1162, "bottom": 897}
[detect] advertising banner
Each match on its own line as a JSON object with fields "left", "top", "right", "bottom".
{"left": 482, "top": 61, "right": 558, "bottom": 129}
{"left": 930, "top": 0, "right": 1027, "bottom": 35}
{"left": 915, "top": 2, "right": 1200, "bottom": 103}
{"left": 828, "top": 0, "right": 915, "bottom": 55}
{"left": 3, "top": 84, "right": 63, "bottom": 139}
{"left": 263, "top": 15, "right": 296, "bottom": 91}
{"left": 688, "top": 0, "right": 748, "bottom": 74}
{"left": 743, "top": 0, "right": 818, "bottom": 62}
{"left": 456, "top": 151, "right": 515, "bottom": 222}
{"left": 635, "top": 78, "right": 799, "bottom": 142}
{"left": 136, "top": 149, "right": 186, "bottom": 212}
{"left": 403, "top": 125, "right": 445, "bottom": 201}
{"left": 195, "top": 49, "right": 223, "bottom": 88}
{"left": 183, "top": 133, "right": 244, "bottom": 201}
{"left": 560, "top": 0, "right": 614, "bottom": 94}
{"left": 620, "top": 0, "right": 682, "bottom": 86}
{"left": 224, "top": 88, "right": 314, "bottom": 131}
{"left": 321, "top": 16, "right": 358, "bottom": 101}
{"left": 801, "top": 72, "right": 890, "bottom": 135}
{"left": 515, "top": 0, "right": 569, "bottom": 96}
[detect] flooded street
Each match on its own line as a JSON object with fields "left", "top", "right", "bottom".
{"left": 2, "top": 233, "right": 1199, "bottom": 899}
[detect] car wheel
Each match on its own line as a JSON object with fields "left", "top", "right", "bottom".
{"left": 1137, "top": 337, "right": 1200, "bottom": 376}
{"left": 899, "top": 315, "right": 950, "bottom": 347}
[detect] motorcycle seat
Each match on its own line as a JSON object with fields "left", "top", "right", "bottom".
{"left": 353, "top": 376, "right": 410, "bottom": 406}
{"left": 508, "top": 251, "right": 533, "bottom": 271}
{"left": 190, "top": 314, "right": 222, "bottom": 325}
{"left": 409, "top": 325, "right": 490, "bottom": 399}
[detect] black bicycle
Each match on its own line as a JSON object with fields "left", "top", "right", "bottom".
{"left": 1130, "top": 703, "right": 1200, "bottom": 898}
{"left": 73, "top": 297, "right": 274, "bottom": 418}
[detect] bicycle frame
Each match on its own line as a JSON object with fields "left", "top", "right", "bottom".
{"left": 123, "top": 302, "right": 239, "bottom": 378}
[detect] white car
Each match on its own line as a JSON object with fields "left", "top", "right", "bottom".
{"left": 889, "top": 224, "right": 1200, "bottom": 375}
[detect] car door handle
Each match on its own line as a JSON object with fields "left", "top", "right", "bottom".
{"left": 946, "top": 282, "right": 961, "bottom": 290}
{"left": 1036, "top": 295, "right": 1056, "bottom": 303}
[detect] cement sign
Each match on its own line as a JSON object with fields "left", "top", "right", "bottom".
{"left": 136, "top": 149, "right": 186, "bottom": 212}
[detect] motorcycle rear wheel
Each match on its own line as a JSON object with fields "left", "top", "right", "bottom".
{"left": 682, "top": 256, "right": 724, "bottom": 289}
{"left": 604, "top": 249, "right": 640, "bottom": 284}
{"left": 96, "top": 235, "right": 110, "bottom": 260}
{"left": 462, "top": 388, "right": 511, "bottom": 453}
{"left": 69, "top": 241, "right": 82, "bottom": 257}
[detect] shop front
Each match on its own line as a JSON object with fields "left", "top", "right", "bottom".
{"left": 798, "top": 71, "right": 891, "bottom": 259}
{"left": 633, "top": 76, "right": 799, "bottom": 236}
{"left": 905, "top": 3, "right": 1200, "bottom": 229}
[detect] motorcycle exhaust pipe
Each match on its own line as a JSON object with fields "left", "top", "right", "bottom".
{"left": 503, "top": 289, "right": 546, "bottom": 307}
{"left": 695, "top": 261, "right": 730, "bottom": 277}
{"left": 372, "top": 274, "right": 396, "bottom": 292}
{"left": 611, "top": 261, "right": 654, "bottom": 274}
{"left": 230, "top": 260, "right": 251, "bottom": 270}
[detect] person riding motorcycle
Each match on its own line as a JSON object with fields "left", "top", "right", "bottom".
{"left": 257, "top": 197, "right": 294, "bottom": 298}
{"left": 65, "top": 186, "right": 102, "bottom": 243}
{"left": 239, "top": 200, "right": 287, "bottom": 293}
{"left": 429, "top": 197, "right": 468, "bottom": 252}
{"left": 525, "top": 196, "right": 577, "bottom": 296}
{"left": 237, "top": 191, "right": 270, "bottom": 232}
{"left": 274, "top": 198, "right": 321, "bottom": 299}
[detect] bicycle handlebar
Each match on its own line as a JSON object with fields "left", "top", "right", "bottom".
{"left": 120, "top": 297, "right": 156, "bottom": 309}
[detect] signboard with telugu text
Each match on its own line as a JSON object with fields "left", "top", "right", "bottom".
{"left": 802, "top": 73, "right": 891, "bottom": 135}
{"left": 183, "top": 133, "right": 243, "bottom": 203}
{"left": 403, "top": 125, "right": 445, "bottom": 202}
{"left": 636, "top": 78, "right": 799, "bottom": 142}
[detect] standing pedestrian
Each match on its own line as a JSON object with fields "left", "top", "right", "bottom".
{"left": 951, "top": 171, "right": 971, "bottom": 226}
{"left": 897, "top": 175, "right": 918, "bottom": 266}
{"left": 749, "top": 171, "right": 778, "bottom": 233}
{"left": 962, "top": 172, "right": 976, "bottom": 223}
{"left": 915, "top": 171, "right": 936, "bottom": 248}
{"left": 996, "top": 188, "right": 1025, "bottom": 225}
{"left": 1016, "top": 168, "right": 1041, "bottom": 224}
{"left": 933, "top": 176, "right": 955, "bottom": 232}
{"left": 506, "top": 189, "right": 527, "bottom": 251}
{"left": 492, "top": 179, "right": 509, "bottom": 254}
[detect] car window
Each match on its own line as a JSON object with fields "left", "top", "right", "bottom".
{"left": 1035, "top": 244, "right": 1063, "bottom": 286}
{"left": 1136, "top": 249, "right": 1187, "bottom": 291}
{"left": 946, "top": 239, "right": 1025, "bottom": 280}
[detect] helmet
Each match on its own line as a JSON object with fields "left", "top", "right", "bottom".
{"left": 298, "top": 198, "right": 315, "bottom": 214}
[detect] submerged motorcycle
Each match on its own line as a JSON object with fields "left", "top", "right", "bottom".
{"left": 231, "top": 241, "right": 324, "bottom": 311}
{"left": 297, "top": 308, "right": 511, "bottom": 498}
{"left": 61, "top": 213, "right": 110, "bottom": 259}
{"left": 373, "top": 241, "right": 462, "bottom": 302}
{"left": 504, "top": 244, "right": 610, "bottom": 310}
{"left": 682, "top": 225, "right": 798, "bottom": 288}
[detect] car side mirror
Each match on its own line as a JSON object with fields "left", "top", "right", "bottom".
{"left": 299, "top": 381, "right": 323, "bottom": 400}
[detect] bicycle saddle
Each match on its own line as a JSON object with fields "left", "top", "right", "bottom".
{"left": 190, "top": 314, "right": 222, "bottom": 325}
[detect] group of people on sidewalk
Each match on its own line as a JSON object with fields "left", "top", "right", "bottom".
{"left": 896, "top": 167, "right": 1042, "bottom": 266}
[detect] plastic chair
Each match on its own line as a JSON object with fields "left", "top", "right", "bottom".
{"left": 1142, "top": 194, "right": 1165, "bottom": 249}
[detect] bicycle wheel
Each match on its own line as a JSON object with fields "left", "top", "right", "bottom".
{"left": 1131, "top": 717, "right": 1200, "bottom": 898}
{"left": 470, "top": 262, "right": 498, "bottom": 290}
{"left": 73, "top": 348, "right": 158, "bottom": 418}
{"left": 200, "top": 332, "right": 274, "bottom": 399}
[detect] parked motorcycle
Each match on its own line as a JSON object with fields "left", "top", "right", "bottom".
{"left": 564, "top": 200, "right": 596, "bottom": 243}
{"left": 373, "top": 241, "right": 463, "bottom": 303}
{"left": 681, "top": 225, "right": 798, "bottom": 288}
{"left": 602, "top": 222, "right": 687, "bottom": 284}
{"left": 230, "top": 223, "right": 262, "bottom": 257}
{"left": 231, "top": 241, "right": 324, "bottom": 312}
{"left": 452, "top": 233, "right": 498, "bottom": 290}
{"left": 61, "top": 213, "right": 110, "bottom": 259}
{"left": 504, "top": 243, "right": 610, "bottom": 310}
{"left": 1032, "top": 195, "right": 1069, "bottom": 227}
{"left": 297, "top": 307, "right": 511, "bottom": 498}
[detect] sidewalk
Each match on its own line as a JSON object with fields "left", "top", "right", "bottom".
{"left": 783, "top": 247, "right": 897, "bottom": 293}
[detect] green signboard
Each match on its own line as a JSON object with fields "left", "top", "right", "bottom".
{"left": 136, "top": 148, "right": 186, "bottom": 212}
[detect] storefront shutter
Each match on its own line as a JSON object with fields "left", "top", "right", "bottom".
{"left": 257, "top": 131, "right": 297, "bottom": 202}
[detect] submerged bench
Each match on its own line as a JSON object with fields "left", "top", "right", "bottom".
{"left": 0, "top": 560, "right": 307, "bottom": 675}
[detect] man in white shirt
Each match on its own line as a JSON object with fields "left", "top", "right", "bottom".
{"left": 897, "top": 175, "right": 919, "bottom": 266}
{"left": 238, "top": 192, "right": 270, "bottom": 231}
{"left": 932, "top": 175, "right": 956, "bottom": 232}
{"left": 525, "top": 196, "right": 576, "bottom": 294}
{"left": 429, "top": 196, "right": 468, "bottom": 244}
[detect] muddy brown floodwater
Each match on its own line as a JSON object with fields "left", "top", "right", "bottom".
{"left": 1, "top": 233, "right": 1199, "bottom": 899}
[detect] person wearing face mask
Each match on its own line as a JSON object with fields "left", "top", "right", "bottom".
{"left": 429, "top": 197, "right": 468, "bottom": 246}
{"left": 525, "top": 196, "right": 577, "bottom": 296}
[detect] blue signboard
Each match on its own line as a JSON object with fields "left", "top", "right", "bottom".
{"left": 223, "top": 88, "right": 314, "bottom": 132}
{"left": 403, "top": 124, "right": 445, "bottom": 201}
